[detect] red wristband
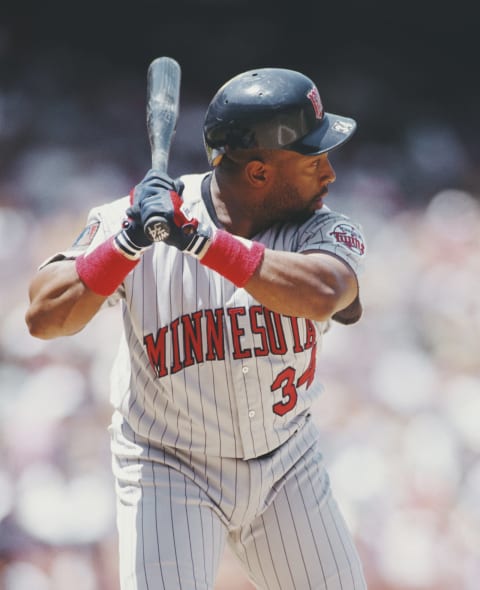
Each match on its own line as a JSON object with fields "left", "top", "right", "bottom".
{"left": 76, "top": 236, "right": 139, "bottom": 296}
{"left": 200, "top": 230, "right": 265, "bottom": 287}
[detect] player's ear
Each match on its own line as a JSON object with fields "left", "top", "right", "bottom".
{"left": 244, "top": 159, "right": 271, "bottom": 187}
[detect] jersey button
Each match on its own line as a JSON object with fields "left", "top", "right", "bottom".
{"left": 242, "top": 366, "right": 249, "bottom": 374}
{"left": 248, "top": 410, "right": 256, "bottom": 418}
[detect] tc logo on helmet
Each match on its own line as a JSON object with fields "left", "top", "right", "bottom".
{"left": 306, "top": 87, "right": 324, "bottom": 119}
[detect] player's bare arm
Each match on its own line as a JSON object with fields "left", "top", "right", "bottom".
{"left": 245, "top": 249, "right": 357, "bottom": 321}
{"left": 26, "top": 260, "right": 106, "bottom": 339}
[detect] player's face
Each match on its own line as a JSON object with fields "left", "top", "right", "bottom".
{"left": 262, "top": 151, "right": 336, "bottom": 223}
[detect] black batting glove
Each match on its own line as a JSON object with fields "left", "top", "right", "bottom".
{"left": 112, "top": 169, "right": 175, "bottom": 259}
{"left": 113, "top": 208, "right": 153, "bottom": 260}
{"left": 129, "top": 169, "right": 185, "bottom": 222}
{"left": 121, "top": 208, "right": 153, "bottom": 248}
{"left": 128, "top": 169, "right": 212, "bottom": 256}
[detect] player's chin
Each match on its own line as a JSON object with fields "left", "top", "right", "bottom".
{"left": 310, "top": 188, "right": 329, "bottom": 210}
{"left": 309, "top": 195, "right": 325, "bottom": 212}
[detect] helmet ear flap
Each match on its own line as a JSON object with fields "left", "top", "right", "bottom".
{"left": 204, "top": 136, "right": 226, "bottom": 166}
{"left": 210, "top": 150, "right": 224, "bottom": 167}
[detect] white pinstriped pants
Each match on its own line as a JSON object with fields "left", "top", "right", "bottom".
{"left": 111, "top": 417, "right": 367, "bottom": 590}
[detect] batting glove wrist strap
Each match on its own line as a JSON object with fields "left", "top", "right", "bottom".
{"left": 196, "top": 229, "right": 265, "bottom": 287}
{"left": 75, "top": 236, "right": 140, "bottom": 296}
{"left": 115, "top": 224, "right": 152, "bottom": 259}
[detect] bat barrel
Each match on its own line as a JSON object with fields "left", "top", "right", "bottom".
{"left": 147, "top": 57, "right": 181, "bottom": 172}
{"left": 142, "top": 56, "right": 182, "bottom": 241}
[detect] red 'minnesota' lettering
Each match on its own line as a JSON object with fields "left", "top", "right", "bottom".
{"left": 264, "top": 309, "right": 287, "bottom": 355}
{"left": 182, "top": 311, "right": 204, "bottom": 368}
{"left": 227, "top": 307, "right": 252, "bottom": 359}
{"left": 144, "top": 306, "right": 313, "bottom": 378}
{"left": 304, "top": 319, "right": 316, "bottom": 349}
{"left": 144, "top": 326, "right": 169, "bottom": 378}
{"left": 289, "top": 316, "right": 304, "bottom": 353}
{"left": 250, "top": 305, "right": 268, "bottom": 356}
{"left": 170, "top": 318, "right": 183, "bottom": 374}
{"left": 205, "top": 308, "right": 225, "bottom": 361}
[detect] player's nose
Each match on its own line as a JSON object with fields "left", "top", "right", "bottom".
{"left": 322, "top": 156, "right": 336, "bottom": 184}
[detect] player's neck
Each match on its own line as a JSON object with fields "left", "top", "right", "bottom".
{"left": 210, "top": 171, "right": 265, "bottom": 238}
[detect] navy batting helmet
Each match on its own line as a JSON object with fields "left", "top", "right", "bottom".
{"left": 203, "top": 68, "right": 357, "bottom": 166}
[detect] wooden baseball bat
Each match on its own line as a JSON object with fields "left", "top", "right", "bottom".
{"left": 142, "top": 56, "right": 182, "bottom": 241}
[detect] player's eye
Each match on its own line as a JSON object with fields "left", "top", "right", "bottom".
{"left": 312, "top": 154, "right": 329, "bottom": 169}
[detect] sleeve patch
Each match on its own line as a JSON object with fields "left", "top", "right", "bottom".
{"left": 72, "top": 222, "right": 100, "bottom": 248}
{"left": 328, "top": 223, "right": 366, "bottom": 256}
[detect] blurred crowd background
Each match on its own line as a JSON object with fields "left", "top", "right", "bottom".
{"left": 1, "top": 2, "right": 479, "bottom": 589}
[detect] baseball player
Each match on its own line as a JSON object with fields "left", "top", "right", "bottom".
{"left": 26, "top": 67, "right": 367, "bottom": 589}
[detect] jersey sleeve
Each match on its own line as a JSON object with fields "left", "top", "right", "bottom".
{"left": 39, "top": 196, "right": 130, "bottom": 267}
{"left": 294, "top": 209, "right": 367, "bottom": 325}
{"left": 296, "top": 208, "right": 367, "bottom": 276}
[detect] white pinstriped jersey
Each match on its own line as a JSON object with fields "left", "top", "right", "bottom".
{"left": 56, "top": 172, "right": 366, "bottom": 460}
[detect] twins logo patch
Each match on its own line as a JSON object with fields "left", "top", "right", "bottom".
{"left": 329, "top": 223, "right": 365, "bottom": 255}
{"left": 72, "top": 221, "right": 100, "bottom": 248}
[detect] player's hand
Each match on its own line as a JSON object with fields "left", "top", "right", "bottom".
{"left": 115, "top": 169, "right": 183, "bottom": 253}
{"left": 128, "top": 169, "right": 211, "bottom": 253}
{"left": 120, "top": 208, "right": 153, "bottom": 249}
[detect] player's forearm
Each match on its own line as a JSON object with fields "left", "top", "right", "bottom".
{"left": 189, "top": 228, "right": 356, "bottom": 320}
{"left": 244, "top": 250, "right": 357, "bottom": 321}
{"left": 26, "top": 260, "right": 107, "bottom": 339}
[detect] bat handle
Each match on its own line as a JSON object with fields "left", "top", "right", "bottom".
{"left": 144, "top": 215, "right": 171, "bottom": 242}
